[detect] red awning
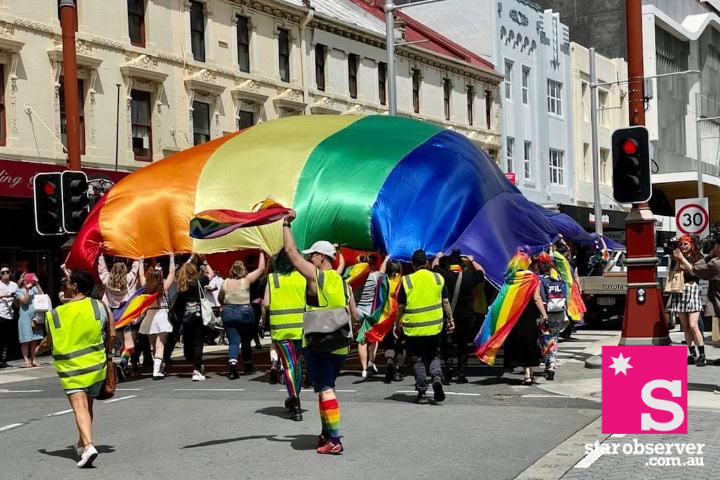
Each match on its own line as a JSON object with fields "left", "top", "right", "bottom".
{"left": 0, "top": 159, "right": 130, "bottom": 199}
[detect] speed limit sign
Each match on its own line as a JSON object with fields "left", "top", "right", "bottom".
{"left": 675, "top": 198, "right": 710, "bottom": 238}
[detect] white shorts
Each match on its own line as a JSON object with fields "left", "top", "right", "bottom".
{"left": 139, "top": 309, "right": 173, "bottom": 335}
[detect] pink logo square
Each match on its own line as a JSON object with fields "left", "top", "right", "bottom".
{"left": 602, "top": 346, "right": 687, "bottom": 434}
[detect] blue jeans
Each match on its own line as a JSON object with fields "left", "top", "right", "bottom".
{"left": 222, "top": 304, "right": 255, "bottom": 363}
{"left": 303, "top": 348, "right": 346, "bottom": 393}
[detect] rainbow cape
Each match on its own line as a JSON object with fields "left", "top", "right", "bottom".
{"left": 189, "top": 198, "right": 290, "bottom": 239}
{"left": 344, "top": 263, "right": 372, "bottom": 291}
{"left": 356, "top": 274, "right": 402, "bottom": 344}
{"left": 551, "top": 251, "right": 586, "bottom": 322}
{"left": 474, "top": 270, "right": 539, "bottom": 365}
{"left": 114, "top": 288, "right": 159, "bottom": 329}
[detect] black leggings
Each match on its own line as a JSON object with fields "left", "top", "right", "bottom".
{"left": 183, "top": 312, "right": 205, "bottom": 371}
{"left": 0, "top": 320, "right": 14, "bottom": 361}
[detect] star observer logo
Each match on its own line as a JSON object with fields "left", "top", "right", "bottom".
{"left": 602, "top": 346, "right": 687, "bottom": 434}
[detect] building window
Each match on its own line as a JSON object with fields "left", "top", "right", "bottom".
{"left": 506, "top": 137, "right": 514, "bottom": 173}
{"left": 598, "top": 89, "right": 610, "bottom": 127}
{"left": 59, "top": 76, "right": 85, "bottom": 154}
{"left": 236, "top": 15, "right": 250, "bottom": 73}
{"left": 547, "top": 80, "right": 562, "bottom": 116}
{"left": 378, "top": 62, "right": 387, "bottom": 106}
{"left": 192, "top": 101, "right": 210, "bottom": 145}
{"left": 549, "top": 149, "right": 564, "bottom": 185}
{"left": 278, "top": 28, "right": 290, "bottom": 83}
{"left": 315, "top": 44, "right": 326, "bottom": 91}
{"left": 190, "top": 0, "right": 205, "bottom": 62}
{"left": 130, "top": 90, "right": 152, "bottom": 161}
{"left": 237, "top": 110, "right": 254, "bottom": 130}
{"left": 57, "top": 0, "right": 79, "bottom": 31}
{"left": 521, "top": 67, "right": 530, "bottom": 105}
{"left": 466, "top": 86, "right": 474, "bottom": 126}
{"left": 581, "top": 81, "right": 589, "bottom": 122}
{"left": 348, "top": 54, "right": 358, "bottom": 99}
{"left": 412, "top": 69, "right": 421, "bottom": 113}
{"left": 0, "top": 65, "right": 5, "bottom": 146}
{"left": 485, "top": 89, "right": 492, "bottom": 129}
{"left": 443, "top": 78, "right": 451, "bottom": 120}
{"left": 504, "top": 60, "right": 513, "bottom": 100}
{"left": 600, "top": 148, "right": 610, "bottom": 184}
{"left": 583, "top": 142, "right": 590, "bottom": 181}
{"left": 523, "top": 141, "right": 531, "bottom": 180}
{"left": 128, "top": 0, "right": 145, "bottom": 47}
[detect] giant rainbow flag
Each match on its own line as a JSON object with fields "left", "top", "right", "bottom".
{"left": 66, "top": 115, "right": 618, "bottom": 285}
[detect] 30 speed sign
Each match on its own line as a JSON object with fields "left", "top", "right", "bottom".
{"left": 675, "top": 198, "right": 709, "bottom": 238}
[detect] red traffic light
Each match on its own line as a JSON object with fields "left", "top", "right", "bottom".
{"left": 622, "top": 138, "right": 638, "bottom": 155}
{"left": 43, "top": 182, "right": 56, "bottom": 195}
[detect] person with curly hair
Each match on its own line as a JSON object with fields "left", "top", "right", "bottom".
{"left": 671, "top": 235, "right": 706, "bottom": 366}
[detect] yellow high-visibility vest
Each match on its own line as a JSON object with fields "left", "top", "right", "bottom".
{"left": 46, "top": 298, "right": 107, "bottom": 390}
{"left": 402, "top": 269, "right": 444, "bottom": 337}
{"left": 304, "top": 269, "right": 351, "bottom": 354}
{"left": 268, "top": 271, "right": 306, "bottom": 341}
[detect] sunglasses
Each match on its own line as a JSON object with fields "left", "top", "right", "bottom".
{"left": 0, "top": 270, "right": 9, "bottom": 274}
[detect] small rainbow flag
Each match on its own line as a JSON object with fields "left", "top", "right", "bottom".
{"left": 344, "top": 262, "right": 372, "bottom": 291}
{"left": 551, "top": 251, "right": 586, "bottom": 322}
{"left": 474, "top": 270, "right": 539, "bottom": 365}
{"left": 189, "top": 198, "right": 290, "bottom": 239}
{"left": 114, "top": 288, "right": 159, "bottom": 329}
{"left": 356, "top": 274, "right": 402, "bottom": 344}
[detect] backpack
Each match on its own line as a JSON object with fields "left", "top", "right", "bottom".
{"left": 540, "top": 275, "right": 567, "bottom": 313}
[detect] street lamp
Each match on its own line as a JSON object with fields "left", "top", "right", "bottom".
{"left": 384, "top": 0, "right": 449, "bottom": 116}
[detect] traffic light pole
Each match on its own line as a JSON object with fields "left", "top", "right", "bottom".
{"left": 620, "top": 0, "right": 669, "bottom": 346}
{"left": 59, "top": 0, "right": 81, "bottom": 170}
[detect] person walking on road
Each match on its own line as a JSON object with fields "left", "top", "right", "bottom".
{"left": 536, "top": 254, "right": 566, "bottom": 381}
{"left": 395, "top": 250, "right": 454, "bottom": 404}
{"left": 0, "top": 264, "right": 18, "bottom": 368}
{"left": 15, "top": 273, "right": 45, "bottom": 368}
{"left": 38, "top": 269, "right": 115, "bottom": 468}
{"left": 356, "top": 254, "right": 381, "bottom": 379}
{"left": 138, "top": 257, "right": 176, "bottom": 380}
{"left": 219, "top": 256, "right": 266, "bottom": 378}
{"left": 283, "top": 209, "right": 357, "bottom": 454}
{"left": 263, "top": 249, "right": 307, "bottom": 421}
{"left": 670, "top": 235, "right": 706, "bottom": 366}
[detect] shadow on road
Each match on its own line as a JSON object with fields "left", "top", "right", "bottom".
{"left": 38, "top": 445, "right": 115, "bottom": 461}
{"left": 254, "top": 406, "right": 307, "bottom": 419}
{"left": 688, "top": 382, "right": 720, "bottom": 393}
{"left": 182, "top": 434, "right": 317, "bottom": 451}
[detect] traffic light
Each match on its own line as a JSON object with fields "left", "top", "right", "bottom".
{"left": 61, "top": 170, "right": 89, "bottom": 233}
{"left": 33, "top": 172, "right": 64, "bottom": 235}
{"left": 612, "top": 126, "right": 651, "bottom": 204}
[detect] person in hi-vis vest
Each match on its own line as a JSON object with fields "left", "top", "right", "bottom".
{"left": 37, "top": 269, "right": 115, "bottom": 468}
{"left": 262, "top": 249, "right": 307, "bottom": 421}
{"left": 283, "top": 209, "right": 358, "bottom": 455}
{"left": 394, "top": 250, "right": 455, "bottom": 404}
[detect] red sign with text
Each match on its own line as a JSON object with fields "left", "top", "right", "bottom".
{"left": 505, "top": 172, "right": 516, "bottom": 185}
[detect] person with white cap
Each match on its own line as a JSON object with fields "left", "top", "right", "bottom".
{"left": 282, "top": 210, "right": 357, "bottom": 455}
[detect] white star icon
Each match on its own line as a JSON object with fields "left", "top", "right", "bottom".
{"left": 609, "top": 353, "right": 633, "bottom": 376}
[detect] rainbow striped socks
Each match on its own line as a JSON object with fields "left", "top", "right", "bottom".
{"left": 319, "top": 398, "right": 341, "bottom": 444}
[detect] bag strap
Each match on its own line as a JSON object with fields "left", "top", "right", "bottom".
{"left": 450, "top": 271, "right": 463, "bottom": 314}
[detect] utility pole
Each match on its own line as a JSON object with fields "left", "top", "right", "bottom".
{"left": 589, "top": 48, "right": 603, "bottom": 236}
{"left": 59, "top": 0, "right": 81, "bottom": 170}
{"left": 619, "top": 0, "right": 669, "bottom": 346}
{"left": 696, "top": 90, "right": 704, "bottom": 198}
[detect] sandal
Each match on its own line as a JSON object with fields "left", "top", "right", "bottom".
{"left": 22, "top": 362, "right": 32, "bottom": 368}
{"left": 32, "top": 362, "right": 41, "bottom": 367}
{"left": 522, "top": 377, "right": 533, "bottom": 385}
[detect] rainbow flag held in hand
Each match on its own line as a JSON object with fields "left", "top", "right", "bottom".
{"left": 114, "top": 288, "right": 159, "bottom": 329}
{"left": 551, "top": 251, "right": 586, "bottom": 322}
{"left": 189, "top": 198, "right": 290, "bottom": 239}
{"left": 356, "top": 274, "right": 402, "bottom": 344}
{"left": 474, "top": 270, "right": 539, "bottom": 366}
{"left": 344, "top": 263, "right": 372, "bottom": 291}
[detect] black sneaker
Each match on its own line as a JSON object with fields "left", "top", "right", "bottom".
{"left": 269, "top": 368, "right": 279, "bottom": 384}
{"left": 442, "top": 369, "right": 452, "bottom": 386}
{"left": 697, "top": 355, "right": 707, "bottom": 367}
{"left": 546, "top": 370, "right": 555, "bottom": 381}
{"left": 285, "top": 397, "right": 293, "bottom": 411}
{"left": 116, "top": 364, "right": 127, "bottom": 383}
{"left": 456, "top": 375, "right": 469, "bottom": 384}
{"left": 393, "top": 370, "right": 403, "bottom": 382}
{"left": 688, "top": 355, "right": 697, "bottom": 365}
{"left": 384, "top": 362, "right": 394, "bottom": 384}
{"left": 0, "top": 361, "right": 9, "bottom": 369}
{"left": 713, "top": 358, "right": 720, "bottom": 366}
{"left": 414, "top": 391, "right": 429, "bottom": 404}
{"left": 432, "top": 379, "right": 446, "bottom": 402}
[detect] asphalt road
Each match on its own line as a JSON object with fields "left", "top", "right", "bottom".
{"left": 0, "top": 345, "right": 601, "bottom": 480}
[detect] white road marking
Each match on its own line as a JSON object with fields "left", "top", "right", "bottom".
{"left": 116, "top": 388, "right": 142, "bottom": 391}
{"left": 0, "top": 423, "right": 24, "bottom": 432}
{"left": 611, "top": 434, "right": 626, "bottom": 438}
{"left": 299, "top": 389, "right": 356, "bottom": 393}
{"left": 46, "top": 409, "right": 73, "bottom": 417}
{"left": 573, "top": 446, "right": 604, "bottom": 469}
{"left": 173, "top": 389, "right": 245, "bottom": 392}
{"left": 0, "top": 389, "right": 43, "bottom": 393}
{"left": 521, "top": 394, "right": 571, "bottom": 398}
{"left": 445, "top": 392, "right": 481, "bottom": 397}
{"left": 103, "top": 395, "right": 138, "bottom": 404}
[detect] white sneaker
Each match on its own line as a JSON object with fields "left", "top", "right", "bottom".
{"left": 76, "top": 444, "right": 98, "bottom": 468}
{"left": 369, "top": 362, "right": 378, "bottom": 374}
{"left": 192, "top": 371, "right": 206, "bottom": 381}
{"left": 361, "top": 369, "right": 367, "bottom": 379}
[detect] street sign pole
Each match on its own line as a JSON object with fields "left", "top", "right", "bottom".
{"left": 620, "top": 0, "right": 670, "bottom": 346}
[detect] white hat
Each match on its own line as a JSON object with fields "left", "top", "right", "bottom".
{"left": 302, "top": 241, "right": 337, "bottom": 260}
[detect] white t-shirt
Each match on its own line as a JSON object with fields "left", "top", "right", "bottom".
{"left": 357, "top": 272, "right": 381, "bottom": 318}
{"left": 0, "top": 281, "right": 18, "bottom": 320}
{"left": 207, "top": 276, "right": 223, "bottom": 307}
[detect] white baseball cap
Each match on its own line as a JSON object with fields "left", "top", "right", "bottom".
{"left": 302, "top": 241, "right": 337, "bottom": 260}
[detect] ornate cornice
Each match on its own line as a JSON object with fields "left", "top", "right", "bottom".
{"left": 120, "top": 54, "right": 168, "bottom": 83}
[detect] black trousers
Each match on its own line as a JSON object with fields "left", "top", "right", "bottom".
{"left": 453, "top": 327, "right": 475, "bottom": 376}
{"left": 0, "top": 319, "right": 14, "bottom": 361}
{"left": 182, "top": 312, "right": 205, "bottom": 371}
{"left": 405, "top": 334, "right": 442, "bottom": 393}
